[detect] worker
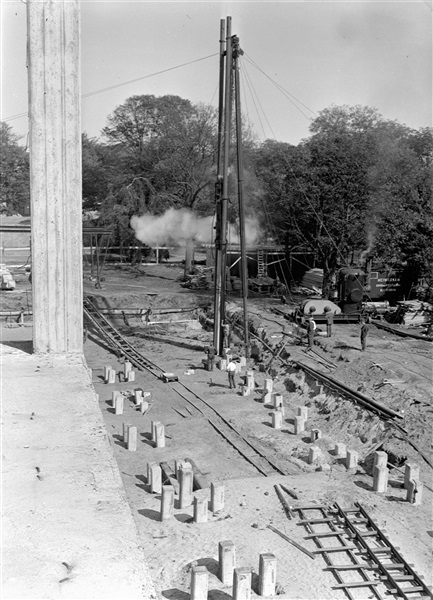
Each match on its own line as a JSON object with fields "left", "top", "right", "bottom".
{"left": 324, "top": 306, "right": 333, "bottom": 337}
{"left": 307, "top": 316, "right": 316, "bottom": 349}
{"left": 250, "top": 343, "right": 262, "bottom": 364}
{"left": 222, "top": 322, "right": 231, "bottom": 349}
{"left": 226, "top": 358, "right": 238, "bottom": 389}
{"left": 360, "top": 318, "right": 370, "bottom": 351}
{"left": 204, "top": 344, "right": 216, "bottom": 371}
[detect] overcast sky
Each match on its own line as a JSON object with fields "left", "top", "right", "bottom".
{"left": 1, "top": 1, "right": 432, "bottom": 146}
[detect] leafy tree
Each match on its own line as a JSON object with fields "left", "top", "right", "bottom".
{"left": 99, "top": 95, "right": 222, "bottom": 256}
{"left": 0, "top": 122, "right": 30, "bottom": 215}
{"left": 255, "top": 106, "right": 380, "bottom": 295}
{"left": 255, "top": 107, "right": 432, "bottom": 298}
{"left": 370, "top": 126, "right": 433, "bottom": 294}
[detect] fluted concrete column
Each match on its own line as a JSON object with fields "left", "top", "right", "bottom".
{"left": 27, "top": 0, "right": 82, "bottom": 354}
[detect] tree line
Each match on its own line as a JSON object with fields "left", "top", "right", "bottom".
{"left": 1, "top": 96, "right": 432, "bottom": 297}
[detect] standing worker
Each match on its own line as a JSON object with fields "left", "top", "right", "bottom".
{"left": 307, "top": 316, "right": 316, "bottom": 349}
{"left": 204, "top": 344, "right": 216, "bottom": 371}
{"left": 226, "top": 358, "right": 237, "bottom": 389}
{"left": 360, "top": 318, "right": 370, "bottom": 351}
{"left": 324, "top": 306, "right": 333, "bottom": 338}
{"left": 222, "top": 322, "right": 231, "bottom": 349}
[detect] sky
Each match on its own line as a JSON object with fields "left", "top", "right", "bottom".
{"left": 1, "top": 0, "right": 432, "bottom": 147}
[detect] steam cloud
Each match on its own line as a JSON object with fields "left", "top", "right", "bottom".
{"left": 130, "top": 208, "right": 259, "bottom": 246}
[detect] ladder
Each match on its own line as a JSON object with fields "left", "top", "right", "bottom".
{"left": 257, "top": 249, "right": 267, "bottom": 278}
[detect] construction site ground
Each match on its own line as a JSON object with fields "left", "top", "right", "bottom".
{"left": 1, "top": 255, "right": 432, "bottom": 600}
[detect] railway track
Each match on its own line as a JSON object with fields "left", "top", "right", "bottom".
{"left": 84, "top": 294, "right": 292, "bottom": 477}
{"left": 292, "top": 502, "right": 432, "bottom": 600}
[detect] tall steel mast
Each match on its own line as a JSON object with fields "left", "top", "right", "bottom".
{"left": 233, "top": 35, "right": 250, "bottom": 357}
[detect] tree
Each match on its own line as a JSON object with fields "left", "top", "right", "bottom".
{"left": 0, "top": 122, "right": 30, "bottom": 215}
{"left": 254, "top": 106, "right": 380, "bottom": 295}
{"left": 370, "top": 125, "right": 433, "bottom": 295}
{"left": 102, "top": 96, "right": 219, "bottom": 214}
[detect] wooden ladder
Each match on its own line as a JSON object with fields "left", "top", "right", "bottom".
{"left": 257, "top": 249, "right": 266, "bottom": 278}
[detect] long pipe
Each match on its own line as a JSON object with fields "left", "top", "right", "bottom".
{"left": 219, "top": 16, "right": 233, "bottom": 354}
{"left": 213, "top": 19, "right": 226, "bottom": 352}
{"left": 233, "top": 36, "right": 250, "bottom": 357}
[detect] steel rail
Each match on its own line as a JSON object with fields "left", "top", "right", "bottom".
{"left": 83, "top": 295, "right": 289, "bottom": 477}
{"left": 373, "top": 321, "right": 432, "bottom": 342}
{"left": 333, "top": 502, "right": 433, "bottom": 599}
{"left": 294, "top": 360, "right": 403, "bottom": 421}
{"left": 293, "top": 503, "right": 432, "bottom": 600}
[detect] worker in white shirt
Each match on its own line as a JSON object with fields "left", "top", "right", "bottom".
{"left": 307, "top": 316, "right": 317, "bottom": 349}
{"left": 226, "top": 359, "right": 237, "bottom": 389}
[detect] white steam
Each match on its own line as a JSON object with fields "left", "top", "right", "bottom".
{"left": 130, "top": 208, "right": 259, "bottom": 246}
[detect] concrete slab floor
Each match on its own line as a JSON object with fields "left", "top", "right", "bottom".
{"left": 1, "top": 333, "right": 157, "bottom": 600}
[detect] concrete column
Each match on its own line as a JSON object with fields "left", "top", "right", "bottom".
{"left": 151, "top": 421, "right": 161, "bottom": 443}
{"left": 155, "top": 423, "right": 165, "bottom": 448}
{"left": 262, "top": 390, "right": 272, "bottom": 404}
{"left": 233, "top": 567, "right": 252, "bottom": 600}
{"left": 140, "top": 401, "right": 149, "bottom": 414}
{"left": 406, "top": 479, "right": 423, "bottom": 505}
{"left": 239, "top": 356, "right": 246, "bottom": 367}
{"left": 191, "top": 565, "right": 208, "bottom": 600}
{"left": 310, "top": 429, "right": 321, "bottom": 442}
{"left": 126, "top": 370, "right": 135, "bottom": 382}
{"left": 150, "top": 464, "right": 162, "bottom": 494}
{"left": 27, "top": 0, "right": 82, "bottom": 354}
{"left": 258, "top": 553, "right": 276, "bottom": 597}
{"left": 134, "top": 389, "right": 143, "bottom": 404}
{"left": 193, "top": 497, "right": 208, "bottom": 523}
{"left": 373, "top": 451, "right": 388, "bottom": 468}
{"left": 308, "top": 446, "right": 321, "bottom": 465}
{"left": 271, "top": 411, "right": 282, "bottom": 430}
{"left": 404, "top": 463, "right": 420, "bottom": 489}
{"left": 104, "top": 366, "right": 112, "bottom": 381}
{"left": 124, "top": 361, "right": 132, "bottom": 376}
{"left": 246, "top": 371, "right": 255, "bottom": 390}
{"left": 373, "top": 465, "right": 388, "bottom": 493}
{"left": 218, "top": 540, "right": 235, "bottom": 585}
{"left": 242, "top": 386, "right": 250, "bottom": 397}
{"left": 346, "top": 449, "right": 358, "bottom": 469}
{"left": 107, "top": 368, "right": 116, "bottom": 384}
{"left": 273, "top": 394, "right": 283, "bottom": 409}
{"left": 294, "top": 416, "right": 305, "bottom": 434}
{"left": 122, "top": 422, "right": 131, "bottom": 444}
{"left": 112, "top": 390, "right": 122, "bottom": 407}
{"left": 114, "top": 395, "right": 124, "bottom": 415}
{"left": 179, "top": 464, "right": 194, "bottom": 508}
{"left": 210, "top": 482, "right": 225, "bottom": 513}
{"left": 160, "top": 485, "right": 175, "bottom": 520}
{"left": 219, "top": 359, "right": 227, "bottom": 370}
{"left": 127, "top": 426, "right": 137, "bottom": 451}
{"left": 264, "top": 379, "right": 273, "bottom": 392}
{"left": 334, "top": 443, "right": 346, "bottom": 457}
{"left": 297, "top": 406, "right": 308, "bottom": 420}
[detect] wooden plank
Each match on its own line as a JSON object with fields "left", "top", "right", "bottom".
{"left": 314, "top": 545, "right": 357, "bottom": 553}
{"left": 274, "top": 485, "right": 294, "bottom": 520}
{"left": 333, "top": 581, "right": 379, "bottom": 589}
{"left": 267, "top": 525, "right": 315, "bottom": 560}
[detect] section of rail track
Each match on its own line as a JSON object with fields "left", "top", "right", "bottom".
{"left": 83, "top": 294, "right": 164, "bottom": 378}
{"left": 292, "top": 502, "right": 432, "bottom": 600}
{"left": 295, "top": 361, "right": 404, "bottom": 422}
{"left": 84, "top": 295, "right": 291, "bottom": 477}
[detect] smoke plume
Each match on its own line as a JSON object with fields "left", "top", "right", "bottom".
{"left": 130, "top": 208, "right": 259, "bottom": 246}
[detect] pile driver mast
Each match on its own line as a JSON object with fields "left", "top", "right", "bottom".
{"left": 213, "top": 17, "right": 249, "bottom": 358}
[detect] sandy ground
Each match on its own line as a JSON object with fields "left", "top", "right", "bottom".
{"left": 2, "top": 261, "right": 432, "bottom": 599}
{"left": 84, "top": 263, "right": 432, "bottom": 599}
